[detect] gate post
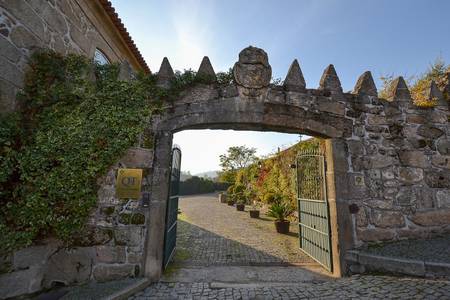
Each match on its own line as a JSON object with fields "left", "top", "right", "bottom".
{"left": 143, "top": 130, "right": 173, "bottom": 281}
{"left": 325, "top": 139, "right": 354, "bottom": 277}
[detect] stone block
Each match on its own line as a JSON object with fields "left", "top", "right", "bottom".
{"left": 0, "top": 0, "right": 46, "bottom": 40}
{"left": 424, "top": 262, "right": 450, "bottom": 278}
{"left": 119, "top": 213, "right": 146, "bottom": 225}
{"left": 371, "top": 210, "right": 405, "bottom": 228}
{"left": 13, "top": 240, "right": 59, "bottom": 270}
{"left": 344, "top": 250, "right": 359, "bottom": 263}
{"left": 43, "top": 247, "right": 95, "bottom": 288}
{"left": 267, "top": 89, "right": 286, "bottom": 104}
{"left": 409, "top": 209, "right": 450, "bottom": 226}
{"left": 120, "top": 147, "right": 154, "bottom": 169}
{"left": 437, "top": 138, "right": 450, "bottom": 155}
{"left": 317, "top": 99, "right": 345, "bottom": 115}
{"left": 96, "top": 246, "right": 126, "bottom": 263}
{"left": 431, "top": 155, "right": 450, "bottom": 169}
{"left": 358, "top": 253, "right": 425, "bottom": 277}
{"left": 69, "top": 20, "right": 90, "bottom": 54}
{"left": 417, "top": 125, "right": 444, "bottom": 139}
{"left": 179, "top": 85, "right": 219, "bottom": 103}
{"left": 367, "top": 114, "right": 387, "bottom": 125}
{"left": 0, "top": 55, "right": 24, "bottom": 86}
{"left": 406, "top": 114, "right": 426, "bottom": 124}
{"left": 346, "top": 140, "right": 364, "bottom": 155}
{"left": 26, "top": 0, "right": 68, "bottom": 35}
{"left": 413, "top": 187, "right": 435, "bottom": 210}
{"left": 126, "top": 247, "right": 143, "bottom": 264}
{"left": 93, "top": 264, "right": 136, "bottom": 282}
{"left": 0, "top": 35, "right": 22, "bottom": 63}
{"left": 397, "top": 167, "right": 423, "bottom": 184}
{"left": 368, "top": 154, "right": 395, "bottom": 169}
{"left": 357, "top": 228, "right": 395, "bottom": 242}
{"left": 219, "top": 84, "right": 238, "bottom": 98}
{"left": 398, "top": 150, "right": 429, "bottom": 168}
{"left": 436, "top": 190, "right": 450, "bottom": 208}
{"left": 429, "top": 110, "right": 448, "bottom": 124}
{"left": 114, "top": 226, "right": 145, "bottom": 247}
{"left": 10, "top": 25, "right": 41, "bottom": 49}
{"left": 0, "top": 78, "right": 17, "bottom": 113}
{"left": 0, "top": 265, "right": 44, "bottom": 299}
{"left": 424, "top": 170, "right": 450, "bottom": 188}
{"left": 355, "top": 207, "right": 368, "bottom": 227}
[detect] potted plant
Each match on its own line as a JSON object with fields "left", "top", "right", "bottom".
{"left": 249, "top": 201, "right": 260, "bottom": 218}
{"left": 234, "top": 184, "right": 246, "bottom": 211}
{"left": 267, "top": 201, "right": 294, "bottom": 234}
{"left": 226, "top": 185, "right": 235, "bottom": 206}
{"left": 236, "top": 198, "right": 245, "bottom": 211}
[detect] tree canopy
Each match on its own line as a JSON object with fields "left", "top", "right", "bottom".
{"left": 218, "top": 145, "right": 258, "bottom": 183}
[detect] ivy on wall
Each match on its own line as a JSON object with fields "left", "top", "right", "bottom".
{"left": 0, "top": 51, "right": 236, "bottom": 254}
{"left": 232, "top": 138, "right": 320, "bottom": 208}
{"left": 0, "top": 51, "right": 161, "bottom": 254}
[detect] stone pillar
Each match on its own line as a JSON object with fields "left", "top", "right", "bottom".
{"left": 325, "top": 138, "right": 353, "bottom": 277}
{"left": 143, "top": 130, "right": 173, "bottom": 280}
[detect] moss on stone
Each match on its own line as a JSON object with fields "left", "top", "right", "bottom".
{"left": 101, "top": 206, "right": 116, "bottom": 216}
{"left": 119, "top": 213, "right": 145, "bottom": 225}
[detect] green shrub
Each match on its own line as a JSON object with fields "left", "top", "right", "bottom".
{"left": 267, "top": 202, "right": 294, "bottom": 221}
{"left": 0, "top": 50, "right": 219, "bottom": 254}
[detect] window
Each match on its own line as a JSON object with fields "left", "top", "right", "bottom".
{"left": 94, "top": 48, "right": 110, "bottom": 65}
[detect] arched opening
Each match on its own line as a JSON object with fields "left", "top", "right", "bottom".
{"left": 143, "top": 105, "right": 353, "bottom": 281}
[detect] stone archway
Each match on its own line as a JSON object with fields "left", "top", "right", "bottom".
{"left": 142, "top": 46, "right": 450, "bottom": 281}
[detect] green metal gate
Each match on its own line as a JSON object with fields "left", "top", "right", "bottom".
{"left": 296, "top": 149, "right": 332, "bottom": 271}
{"left": 163, "top": 146, "right": 181, "bottom": 269}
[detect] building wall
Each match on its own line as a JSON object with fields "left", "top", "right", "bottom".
{"left": 0, "top": 147, "right": 153, "bottom": 299}
{"left": 0, "top": 0, "right": 146, "bottom": 113}
{"left": 0, "top": 1, "right": 151, "bottom": 298}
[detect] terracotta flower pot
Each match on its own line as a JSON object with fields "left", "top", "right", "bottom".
{"left": 274, "top": 220, "right": 290, "bottom": 234}
{"left": 249, "top": 210, "right": 260, "bottom": 218}
{"left": 236, "top": 203, "right": 245, "bottom": 211}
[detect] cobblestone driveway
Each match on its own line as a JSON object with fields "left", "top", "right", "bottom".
{"left": 175, "top": 194, "right": 314, "bottom": 266}
{"left": 129, "top": 194, "right": 450, "bottom": 299}
{"left": 131, "top": 275, "right": 450, "bottom": 299}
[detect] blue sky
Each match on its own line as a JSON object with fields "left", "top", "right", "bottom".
{"left": 111, "top": 0, "right": 450, "bottom": 173}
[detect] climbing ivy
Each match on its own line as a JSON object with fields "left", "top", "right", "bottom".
{"left": 0, "top": 51, "right": 160, "bottom": 254}
{"left": 0, "top": 51, "right": 236, "bottom": 254}
{"left": 230, "top": 138, "right": 320, "bottom": 208}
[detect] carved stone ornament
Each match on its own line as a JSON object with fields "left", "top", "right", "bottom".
{"left": 233, "top": 46, "right": 272, "bottom": 97}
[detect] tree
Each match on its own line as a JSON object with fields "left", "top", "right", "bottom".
{"left": 219, "top": 146, "right": 257, "bottom": 171}
{"left": 219, "top": 146, "right": 258, "bottom": 183}
{"left": 379, "top": 57, "right": 449, "bottom": 106}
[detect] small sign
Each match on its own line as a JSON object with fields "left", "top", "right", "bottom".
{"left": 354, "top": 175, "right": 365, "bottom": 186}
{"left": 116, "top": 168, "right": 143, "bottom": 199}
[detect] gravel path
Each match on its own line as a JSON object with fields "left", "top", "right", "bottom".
{"left": 175, "top": 194, "right": 315, "bottom": 266}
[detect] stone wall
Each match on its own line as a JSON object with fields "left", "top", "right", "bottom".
{"left": 0, "top": 147, "right": 153, "bottom": 299}
{"left": 0, "top": 0, "right": 147, "bottom": 113}
{"left": 145, "top": 47, "right": 450, "bottom": 277}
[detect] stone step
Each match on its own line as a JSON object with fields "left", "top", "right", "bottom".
{"left": 161, "top": 265, "right": 332, "bottom": 284}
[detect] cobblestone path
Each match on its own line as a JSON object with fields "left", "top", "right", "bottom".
{"left": 131, "top": 275, "right": 450, "bottom": 299}
{"left": 129, "top": 194, "right": 450, "bottom": 299}
{"left": 175, "top": 194, "right": 314, "bottom": 266}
